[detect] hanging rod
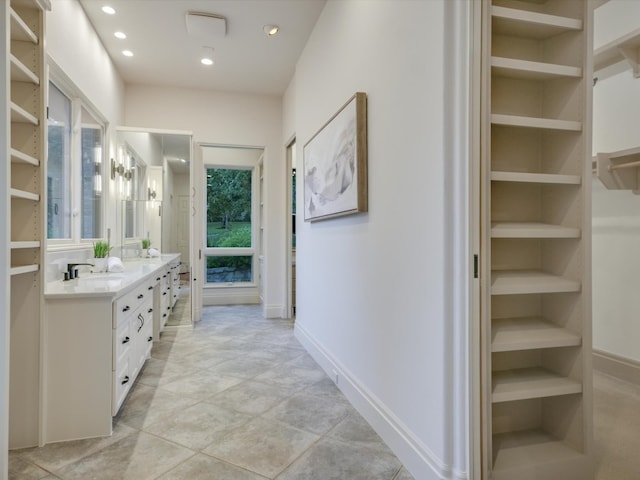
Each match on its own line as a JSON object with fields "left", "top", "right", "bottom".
{"left": 609, "top": 159, "right": 640, "bottom": 171}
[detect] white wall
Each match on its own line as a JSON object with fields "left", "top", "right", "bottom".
{"left": 593, "top": 0, "right": 640, "bottom": 362}
{"left": 289, "top": 1, "right": 469, "bottom": 478}
{"left": 124, "top": 85, "right": 286, "bottom": 317}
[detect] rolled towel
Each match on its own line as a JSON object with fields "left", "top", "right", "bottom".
{"left": 107, "top": 256, "right": 125, "bottom": 272}
{"left": 148, "top": 248, "right": 160, "bottom": 257}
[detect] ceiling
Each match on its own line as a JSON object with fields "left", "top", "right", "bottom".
{"left": 78, "top": 0, "right": 326, "bottom": 96}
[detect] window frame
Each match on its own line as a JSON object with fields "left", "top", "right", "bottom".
{"left": 202, "top": 164, "right": 260, "bottom": 288}
{"left": 47, "top": 70, "right": 108, "bottom": 248}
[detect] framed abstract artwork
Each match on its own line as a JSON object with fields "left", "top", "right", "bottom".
{"left": 303, "top": 92, "right": 367, "bottom": 222}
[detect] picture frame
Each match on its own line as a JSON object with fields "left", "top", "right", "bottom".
{"left": 303, "top": 92, "right": 367, "bottom": 222}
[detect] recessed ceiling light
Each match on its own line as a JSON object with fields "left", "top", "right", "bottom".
{"left": 114, "top": 31, "right": 126, "bottom": 39}
{"left": 122, "top": 50, "right": 133, "bottom": 57}
{"left": 201, "top": 57, "right": 213, "bottom": 66}
{"left": 263, "top": 25, "right": 279, "bottom": 36}
{"left": 101, "top": 5, "right": 115, "bottom": 14}
{"left": 200, "top": 46, "right": 214, "bottom": 66}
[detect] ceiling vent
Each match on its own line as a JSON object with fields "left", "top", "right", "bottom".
{"left": 185, "top": 12, "right": 227, "bottom": 41}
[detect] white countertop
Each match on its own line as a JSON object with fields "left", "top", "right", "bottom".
{"left": 45, "top": 254, "right": 180, "bottom": 299}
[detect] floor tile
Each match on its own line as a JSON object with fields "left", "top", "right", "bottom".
{"left": 328, "top": 413, "right": 393, "bottom": 453}
{"left": 210, "top": 356, "right": 277, "bottom": 379}
{"left": 263, "top": 391, "right": 353, "bottom": 435}
{"left": 202, "top": 416, "right": 319, "bottom": 478}
{"left": 393, "top": 467, "right": 415, "bottom": 480}
{"left": 156, "top": 453, "right": 268, "bottom": 480}
{"left": 144, "top": 402, "right": 252, "bottom": 450}
{"left": 158, "top": 370, "right": 245, "bottom": 401}
{"left": 115, "top": 383, "right": 200, "bottom": 429}
{"left": 208, "top": 379, "right": 297, "bottom": 415}
{"left": 8, "top": 455, "right": 51, "bottom": 480}
{"left": 254, "top": 363, "right": 327, "bottom": 391}
{"left": 54, "top": 431, "right": 193, "bottom": 480}
{"left": 15, "top": 422, "right": 136, "bottom": 472}
{"left": 276, "top": 437, "right": 402, "bottom": 480}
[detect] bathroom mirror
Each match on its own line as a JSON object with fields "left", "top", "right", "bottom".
{"left": 115, "top": 128, "right": 192, "bottom": 327}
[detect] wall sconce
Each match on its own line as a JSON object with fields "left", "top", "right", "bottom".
{"left": 111, "top": 158, "right": 125, "bottom": 179}
{"left": 148, "top": 187, "right": 157, "bottom": 200}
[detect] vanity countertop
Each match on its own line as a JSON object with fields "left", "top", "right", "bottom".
{"left": 44, "top": 254, "right": 180, "bottom": 299}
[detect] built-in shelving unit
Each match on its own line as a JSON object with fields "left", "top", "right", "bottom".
{"left": 594, "top": 27, "right": 640, "bottom": 77}
{"left": 481, "top": 0, "right": 592, "bottom": 478}
{"left": 4, "top": 0, "right": 49, "bottom": 452}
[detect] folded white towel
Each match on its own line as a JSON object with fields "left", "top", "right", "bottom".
{"left": 107, "top": 256, "right": 124, "bottom": 272}
{"left": 148, "top": 248, "right": 160, "bottom": 257}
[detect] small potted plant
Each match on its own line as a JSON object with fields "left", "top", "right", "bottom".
{"left": 92, "top": 240, "right": 111, "bottom": 272}
{"left": 141, "top": 238, "right": 151, "bottom": 257}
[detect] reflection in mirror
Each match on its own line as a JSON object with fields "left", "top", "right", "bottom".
{"left": 116, "top": 129, "right": 192, "bottom": 327}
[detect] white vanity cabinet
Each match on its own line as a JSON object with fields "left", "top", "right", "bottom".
{"left": 170, "top": 260, "right": 180, "bottom": 308}
{"left": 43, "top": 254, "right": 180, "bottom": 444}
{"left": 112, "top": 280, "right": 154, "bottom": 415}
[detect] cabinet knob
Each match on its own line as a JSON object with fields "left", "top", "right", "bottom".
{"left": 137, "top": 294, "right": 144, "bottom": 299}
{"left": 163, "top": 292, "right": 167, "bottom": 296}
{"left": 122, "top": 336, "right": 130, "bottom": 344}
{"left": 148, "top": 308, "right": 153, "bottom": 313}
{"left": 147, "top": 336, "right": 152, "bottom": 342}
{"left": 122, "top": 305, "right": 130, "bottom": 312}
{"left": 121, "top": 375, "right": 130, "bottom": 385}
{"left": 148, "top": 286, "right": 153, "bottom": 291}
{"left": 156, "top": 277, "right": 161, "bottom": 281}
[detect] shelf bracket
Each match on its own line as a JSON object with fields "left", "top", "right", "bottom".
{"left": 618, "top": 45, "right": 640, "bottom": 78}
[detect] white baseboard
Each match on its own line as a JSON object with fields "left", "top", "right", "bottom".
{"left": 593, "top": 349, "right": 640, "bottom": 386}
{"left": 295, "top": 322, "right": 454, "bottom": 480}
{"left": 263, "top": 304, "right": 285, "bottom": 319}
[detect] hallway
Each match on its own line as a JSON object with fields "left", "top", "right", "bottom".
{"left": 9, "top": 305, "right": 413, "bottom": 479}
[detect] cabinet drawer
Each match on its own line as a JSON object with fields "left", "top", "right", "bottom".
{"left": 112, "top": 358, "right": 132, "bottom": 415}
{"left": 113, "top": 320, "right": 132, "bottom": 370}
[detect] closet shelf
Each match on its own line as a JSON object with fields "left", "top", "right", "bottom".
{"left": 10, "top": 241, "right": 40, "bottom": 250}
{"left": 9, "top": 7, "right": 38, "bottom": 44}
{"left": 492, "top": 270, "right": 580, "bottom": 295}
{"left": 492, "top": 57, "right": 582, "bottom": 80}
{"left": 492, "top": 317, "right": 581, "bottom": 352}
{"left": 10, "top": 54, "right": 39, "bottom": 84}
{"left": 594, "top": 28, "right": 640, "bottom": 77}
{"left": 10, "top": 102, "right": 38, "bottom": 125}
{"left": 492, "top": 430, "right": 587, "bottom": 477}
{"left": 10, "top": 264, "right": 39, "bottom": 276}
{"left": 11, "top": 148, "right": 39, "bottom": 166}
{"left": 491, "top": 6, "right": 582, "bottom": 39}
{"left": 10, "top": 188, "right": 39, "bottom": 201}
{"left": 491, "top": 171, "right": 581, "bottom": 185}
{"left": 492, "top": 367, "right": 582, "bottom": 403}
{"left": 491, "top": 114, "right": 582, "bottom": 132}
{"left": 594, "top": 146, "right": 640, "bottom": 191}
{"left": 491, "top": 222, "right": 580, "bottom": 238}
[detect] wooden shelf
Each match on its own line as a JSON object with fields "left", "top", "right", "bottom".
{"left": 10, "top": 102, "right": 38, "bottom": 125}
{"left": 594, "top": 28, "right": 640, "bottom": 77}
{"left": 491, "top": 6, "right": 582, "bottom": 39}
{"left": 10, "top": 54, "right": 39, "bottom": 84}
{"left": 11, "top": 148, "right": 39, "bottom": 166}
{"left": 10, "top": 188, "right": 39, "bottom": 201}
{"left": 491, "top": 114, "right": 582, "bottom": 132}
{"left": 492, "top": 270, "right": 580, "bottom": 295}
{"left": 491, "top": 171, "right": 581, "bottom": 185}
{"left": 492, "top": 367, "right": 582, "bottom": 403}
{"left": 10, "top": 241, "right": 40, "bottom": 250}
{"left": 9, "top": 8, "right": 38, "bottom": 44}
{"left": 491, "top": 222, "right": 580, "bottom": 238}
{"left": 10, "top": 264, "right": 39, "bottom": 276}
{"left": 493, "top": 430, "right": 587, "bottom": 477}
{"left": 492, "top": 57, "right": 582, "bottom": 80}
{"left": 492, "top": 317, "right": 581, "bottom": 352}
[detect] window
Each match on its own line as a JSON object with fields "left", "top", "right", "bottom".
{"left": 205, "top": 167, "right": 255, "bottom": 284}
{"left": 47, "top": 81, "right": 105, "bottom": 243}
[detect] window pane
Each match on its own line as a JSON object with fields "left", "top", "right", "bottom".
{"left": 205, "top": 256, "right": 253, "bottom": 283}
{"left": 47, "top": 83, "right": 72, "bottom": 239}
{"left": 81, "top": 108, "right": 103, "bottom": 238}
{"left": 206, "top": 168, "right": 252, "bottom": 248}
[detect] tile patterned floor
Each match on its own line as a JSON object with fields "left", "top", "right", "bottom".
{"left": 9, "top": 305, "right": 413, "bottom": 480}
